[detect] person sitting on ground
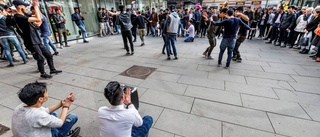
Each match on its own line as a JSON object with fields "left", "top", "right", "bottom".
{"left": 12, "top": 81, "right": 80, "bottom": 137}
{"left": 98, "top": 81, "right": 153, "bottom": 137}
{"left": 182, "top": 20, "right": 195, "bottom": 42}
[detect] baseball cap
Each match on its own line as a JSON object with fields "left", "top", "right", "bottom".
{"left": 12, "top": 0, "right": 30, "bottom": 7}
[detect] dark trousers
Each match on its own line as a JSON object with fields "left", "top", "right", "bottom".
{"left": 278, "top": 28, "right": 290, "bottom": 44}
{"left": 233, "top": 36, "right": 246, "bottom": 58}
{"left": 131, "top": 27, "right": 137, "bottom": 41}
{"left": 259, "top": 25, "right": 266, "bottom": 37}
{"left": 121, "top": 30, "right": 134, "bottom": 52}
{"left": 291, "top": 31, "right": 304, "bottom": 45}
{"left": 58, "top": 28, "right": 68, "bottom": 46}
{"left": 146, "top": 23, "right": 151, "bottom": 35}
{"left": 265, "top": 24, "right": 271, "bottom": 37}
{"left": 270, "top": 23, "right": 280, "bottom": 42}
{"left": 32, "top": 44, "right": 55, "bottom": 74}
{"left": 195, "top": 22, "right": 200, "bottom": 35}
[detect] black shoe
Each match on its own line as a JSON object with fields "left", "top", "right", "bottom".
{"left": 280, "top": 45, "right": 286, "bottom": 48}
{"left": 218, "top": 63, "right": 222, "bottom": 67}
{"left": 288, "top": 45, "right": 293, "bottom": 48}
{"left": 170, "top": 53, "right": 173, "bottom": 55}
{"left": 7, "top": 64, "right": 14, "bottom": 67}
{"left": 83, "top": 41, "right": 89, "bottom": 43}
{"left": 53, "top": 52, "right": 59, "bottom": 56}
{"left": 162, "top": 52, "right": 165, "bottom": 55}
{"left": 126, "top": 52, "right": 130, "bottom": 55}
{"left": 141, "top": 43, "right": 145, "bottom": 46}
{"left": 40, "top": 73, "right": 52, "bottom": 79}
{"left": 131, "top": 52, "right": 134, "bottom": 55}
{"left": 133, "top": 40, "right": 137, "bottom": 42}
{"left": 65, "top": 45, "right": 71, "bottom": 47}
{"left": 174, "top": 56, "right": 178, "bottom": 60}
{"left": 167, "top": 57, "right": 171, "bottom": 60}
{"left": 67, "top": 127, "right": 81, "bottom": 137}
{"left": 236, "top": 58, "right": 242, "bottom": 62}
{"left": 263, "top": 37, "right": 268, "bottom": 40}
{"left": 265, "top": 41, "right": 272, "bottom": 44}
{"left": 224, "top": 66, "right": 229, "bottom": 69}
{"left": 50, "top": 70, "right": 62, "bottom": 75}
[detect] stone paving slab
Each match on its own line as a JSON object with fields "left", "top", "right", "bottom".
{"left": 268, "top": 113, "right": 320, "bottom": 137}
{"left": 222, "top": 123, "right": 286, "bottom": 137}
{"left": 140, "top": 89, "right": 194, "bottom": 113}
{"left": 245, "top": 77, "right": 294, "bottom": 90}
{"left": 147, "top": 71, "right": 182, "bottom": 82}
{"left": 191, "top": 99, "right": 274, "bottom": 132}
{"left": 184, "top": 85, "right": 242, "bottom": 106}
{"left": 225, "top": 82, "right": 278, "bottom": 99}
{"left": 139, "top": 79, "right": 188, "bottom": 95}
{"left": 178, "top": 75, "right": 225, "bottom": 90}
{"left": 230, "top": 69, "right": 295, "bottom": 82}
{"left": 290, "top": 75, "right": 320, "bottom": 85}
{"left": 208, "top": 72, "right": 247, "bottom": 84}
{"left": 288, "top": 82, "right": 320, "bottom": 94}
{"left": 274, "top": 89, "right": 320, "bottom": 106}
{"left": 300, "top": 104, "right": 320, "bottom": 122}
{"left": 241, "top": 94, "right": 310, "bottom": 119}
{"left": 154, "top": 109, "right": 221, "bottom": 137}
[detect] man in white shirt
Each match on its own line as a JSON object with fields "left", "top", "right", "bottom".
{"left": 98, "top": 81, "right": 153, "bottom": 137}
{"left": 183, "top": 20, "right": 195, "bottom": 42}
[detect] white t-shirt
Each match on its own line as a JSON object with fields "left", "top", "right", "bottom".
{"left": 98, "top": 104, "right": 143, "bottom": 137}
{"left": 12, "top": 103, "right": 63, "bottom": 137}
{"left": 187, "top": 24, "right": 195, "bottom": 38}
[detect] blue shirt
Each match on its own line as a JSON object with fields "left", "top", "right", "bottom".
{"left": 39, "top": 15, "right": 51, "bottom": 37}
{"left": 212, "top": 17, "right": 250, "bottom": 39}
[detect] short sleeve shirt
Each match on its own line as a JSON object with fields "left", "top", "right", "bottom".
{"left": 14, "top": 14, "right": 42, "bottom": 46}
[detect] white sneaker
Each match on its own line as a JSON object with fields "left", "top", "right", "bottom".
{"left": 206, "top": 56, "right": 214, "bottom": 60}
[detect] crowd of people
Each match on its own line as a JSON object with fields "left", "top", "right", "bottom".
{"left": 3, "top": 0, "right": 320, "bottom": 136}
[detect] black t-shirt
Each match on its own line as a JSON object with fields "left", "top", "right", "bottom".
{"left": 14, "top": 14, "right": 42, "bottom": 51}
{"left": 238, "top": 17, "right": 249, "bottom": 36}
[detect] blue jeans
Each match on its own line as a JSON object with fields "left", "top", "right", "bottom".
{"left": 151, "top": 25, "right": 156, "bottom": 36}
{"left": 78, "top": 24, "right": 87, "bottom": 41}
{"left": 131, "top": 116, "right": 153, "bottom": 137}
{"left": 42, "top": 36, "right": 57, "bottom": 53}
{"left": 218, "top": 38, "right": 236, "bottom": 67}
{"left": 179, "top": 23, "right": 184, "bottom": 35}
{"left": 166, "top": 34, "right": 177, "bottom": 57}
{"left": 0, "top": 37, "right": 27, "bottom": 64}
{"left": 184, "top": 37, "right": 194, "bottom": 42}
{"left": 51, "top": 112, "right": 78, "bottom": 137}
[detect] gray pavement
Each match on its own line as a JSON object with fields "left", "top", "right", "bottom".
{"left": 1, "top": 35, "right": 320, "bottom": 137}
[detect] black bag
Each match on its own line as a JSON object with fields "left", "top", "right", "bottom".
{"left": 299, "top": 36, "right": 309, "bottom": 46}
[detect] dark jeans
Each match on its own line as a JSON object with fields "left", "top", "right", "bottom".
{"left": 204, "top": 36, "right": 217, "bottom": 56}
{"left": 270, "top": 23, "right": 280, "bottom": 42}
{"left": 131, "top": 27, "right": 137, "bottom": 40}
{"left": 121, "top": 30, "right": 134, "bottom": 52}
{"left": 291, "top": 31, "right": 304, "bottom": 45}
{"left": 278, "top": 28, "right": 290, "bottom": 44}
{"left": 51, "top": 112, "right": 78, "bottom": 137}
{"left": 265, "top": 24, "right": 271, "bottom": 37}
{"left": 200, "top": 27, "right": 207, "bottom": 37}
{"left": 259, "top": 25, "right": 266, "bottom": 37}
{"left": 218, "top": 38, "right": 236, "bottom": 67}
{"left": 166, "top": 34, "right": 177, "bottom": 57}
{"left": 131, "top": 116, "right": 153, "bottom": 137}
{"left": 233, "top": 36, "right": 246, "bottom": 58}
{"left": 32, "top": 44, "right": 55, "bottom": 74}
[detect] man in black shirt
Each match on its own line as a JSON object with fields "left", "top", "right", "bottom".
{"left": 233, "top": 7, "right": 249, "bottom": 62}
{"left": 13, "top": 0, "right": 62, "bottom": 79}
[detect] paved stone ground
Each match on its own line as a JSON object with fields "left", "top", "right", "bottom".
{"left": 1, "top": 34, "right": 320, "bottom": 137}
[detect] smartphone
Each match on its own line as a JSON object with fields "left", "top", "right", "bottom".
{"left": 120, "top": 84, "right": 137, "bottom": 93}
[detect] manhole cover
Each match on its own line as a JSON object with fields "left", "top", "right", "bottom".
{"left": 120, "top": 65, "right": 156, "bottom": 80}
{"left": 0, "top": 124, "right": 10, "bottom": 135}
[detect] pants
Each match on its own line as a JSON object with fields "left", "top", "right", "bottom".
{"left": 278, "top": 28, "right": 293, "bottom": 45}
{"left": 166, "top": 34, "right": 177, "bottom": 57}
{"left": 233, "top": 36, "right": 246, "bottom": 58}
{"left": 42, "top": 36, "right": 57, "bottom": 53}
{"left": 178, "top": 22, "right": 183, "bottom": 35}
{"left": 51, "top": 112, "right": 78, "bottom": 137}
{"left": 121, "top": 30, "right": 134, "bottom": 52}
{"left": 204, "top": 36, "right": 217, "bottom": 56}
{"left": 218, "top": 38, "right": 236, "bottom": 67}
{"left": 99, "top": 22, "right": 106, "bottom": 36}
{"left": 265, "top": 24, "right": 271, "bottom": 37}
{"left": 131, "top": 116, "right": 153, "bottom": 137}
{"left": 150, "top": 25, "right": 156, "bottom": 36}
{"left": 146, "top": 23, "right": 151, "bottom": 35}
{"left": 0, "top": 37, "right": 27, "bottom": 64}
{"left": 78, "top": 24, "right": 87, "bottom": 41}
{"left": 195, "top": 21, "right": 200, "bottom": 35}
{"left": 259, "top": 25, "right": 266, "bottom": 37}
{"left": 200, "top": 27, "right": 207, "bottom": 37}
{"left": 138, "top": 29, "right": 145, "bottom": 43}
{"left": 32, "top": 44, "right": 55, "bottom": 74}
{"left": 105, "top": 22, "right": 113, "bottom": 34}
{"left": 270, "top": 23, "right": 280, "bottom": 42}
{"left": 131, "top": 27, "right": 137, "bottom": 40}
{"left": 58, "top": 28, "right": 68, "bottom": 46}
{"left": 291, "top": 31, "right": 304, "bottom": 45}
{"left": 184, "top": 37, "right": 194, "bottom": 42}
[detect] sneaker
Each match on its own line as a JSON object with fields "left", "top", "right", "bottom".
{"left": 131, "top": 52, "right": 134, "bottom": 55}
{"left": 13, "top": 58, "right": 20, "bottom": 62}
{"left": 202, "top": 52, "right": 207, "bottom": 56}
{"left": 174, "top": 56, "right": 178, "bottom": 60}
{"left": 7, "top": 64, "right": 14, "bottom": 67}
{"left": 60, "top": 45, "right": 64, "bottom": 49}
{"left": 218, "top": 64, "right": 222, "bottom": 67}
{"left": 263, "top": 37, "right": 268, "bottom": 40}
{"left": 50, "top": 70, "right": 63, "bottom": 75}
{"left": 167, "top": 57, "right": 171, "bottom": 60}
{"left": 265, "top": 41, "right": 272, "bottom": 44}
{"left": 24, "top": 60, "right": 29, "bottom": 64}
{"left": 26, "top": 56, "right": 33, "bottom": 60}
{"left": 236, "top": 58, "right": 242, "bottom": 62}
{"left": 53, "top": 52, "right": 59, "bottom": 56}
{"left": 67, "top": 127, "right": 81, "bottom": 137}
{"left": 316, "top": 57, "right": 320, "bottom": 62}
{"left": 83, "top": 40, "right": 89, "bottom": 43}
{"left": 232, "top": 55, "right": 237, "bottom": 61}
{"left": 40, "top": 73, "right": 52, "bottom": 79}
{"left": 65, "top": 45, "right": 71, "bottom": 47}
{"left": 141, "top": 43, "right": 145, "bottom": 46}
{"left": 224, "top": 66, "right": 229, "bottom": 69}
{"left": 126, "top": 52, "right": 130, "bottom": 55}
{"left": 206, "top": 56, "right": 214, "bottom": 59}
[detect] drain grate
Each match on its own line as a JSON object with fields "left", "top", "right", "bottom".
{"left": 120, "top": 65, "right": 156, "bottom": 80}
{"left": 0, "top": 124, "right": 10, "bottom": 135}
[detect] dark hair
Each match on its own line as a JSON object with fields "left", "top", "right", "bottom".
{"left": 104, "top": 81, "right": 123, "bottom": 106}
{"left": 279, "top": 6, "right": 284, "bottom": 10}
{"left": 288, "top": 5, "right": 295, "bottom": 10}
{"left": 55, "top": 8, "right": 60, "bottom": 12}
{"left": 221, "top": 8, "right": 228, "bottom": 13}
{"left": 152, "top": 8, "right": 155, "bottom": 10}
{"left": 30, "top": 6, "right": 34, "bottom": 10}
{"left": 119, "top": 5, "right": 125, "bottom": 12}
{"left": 102, "top": 8, "right": 105, "bottom": 10}
{"left": 227, "top": 9, "right": 234, "bottom": 16}
{"left": 0, "top": 7, "right": 4, "bottom": 11}
{"left": 98, "top": 7, "right": 101, "bottom": 10}
{"left": 18, "top": 82, "right": 47, "bottom": 106}
{"left": 74, "top": 7, "right": 79, "bottom": 10}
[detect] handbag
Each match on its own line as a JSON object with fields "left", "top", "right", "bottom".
{"left": 314, "top": 24, "right": 320, "bottom": 36}
{"left": 299, "top": 33, "right": 309, "bottom": 46}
